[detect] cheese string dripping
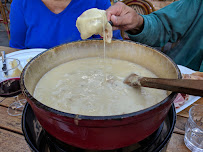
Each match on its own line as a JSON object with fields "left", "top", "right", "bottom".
{"left": 103, "top": 14, "right": 107, "bottom": 82}
{"left": 75, "top": 8, "right": 113, "bottom": 82}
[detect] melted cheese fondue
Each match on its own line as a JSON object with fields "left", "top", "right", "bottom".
{"left": 34, "top": 58, "right": 167, "bottom": 116}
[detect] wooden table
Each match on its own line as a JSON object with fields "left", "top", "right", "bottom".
{"left": 0, "top": 46, "right": 202, "bottom": 152}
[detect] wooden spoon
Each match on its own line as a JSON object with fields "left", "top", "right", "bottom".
{"left": 124, "top": 74, "right": 203, "bottom": 97}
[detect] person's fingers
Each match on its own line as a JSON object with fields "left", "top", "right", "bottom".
{"left": 110, "top": 15, "right": 117, "bottom": 24}
{"left": 110, "top": 14, "right": 132, "bottom": 31}
{"left": 106, "top": 2, "right": 124, "bottom": 21}
{"left": 111, "top": 14, "right": 130, "bottom": 27}
{"left": 106, "top": 10, "right": 114, "bottom": 21}
{"left": 107, "top": 2, "right": 141, "bottom": 31}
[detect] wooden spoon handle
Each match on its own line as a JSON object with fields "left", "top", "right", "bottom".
{"left": 139, "top": 78, "right": 203, "bottom": 96}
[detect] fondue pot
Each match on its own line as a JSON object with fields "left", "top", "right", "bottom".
{"left": 20, "top": 40, "right": 181, "bottom": 150}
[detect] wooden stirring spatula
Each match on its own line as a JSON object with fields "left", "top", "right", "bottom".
{"left": 124, "top": 74, "right": 203, "bottom": 97}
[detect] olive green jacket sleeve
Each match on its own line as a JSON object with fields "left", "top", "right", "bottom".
{"left": 128, "top": 0, "right": 203, "bottom": 71}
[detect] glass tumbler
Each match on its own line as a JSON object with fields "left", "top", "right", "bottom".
{"left": 0, "top": 58, "right": 25, "bottom": 116}
{"left": 184, "top": 104, "right": 203, "bottom": 152}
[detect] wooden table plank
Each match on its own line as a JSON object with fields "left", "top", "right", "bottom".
{"left": 0, "top": 46, "right": 18, "bottom": 54}
{"left": 174, "top": 116, "right": 187, "bottom": 135}
{"left": 178, "top": 98, "right": 203, "bottom": 118}
{"left": 0, "top": 94, "right": 25, "bottom": 107}
{"left": 0, "top": 106, "right": 22, "bottom": 134}
{"left": 0, "top": 97, "right": 15, "bottom": 107}
{"left": 0, "top": 128, "right": 30, "bottom": 152}
{"left": 166, "top": 133, "right": 190, "bottom": 152}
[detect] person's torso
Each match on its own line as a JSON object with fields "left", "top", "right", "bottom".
{"left": 22, "top": 0, "right": 110, "bottom": 48}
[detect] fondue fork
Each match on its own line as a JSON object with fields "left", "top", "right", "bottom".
{"left": 108, "top": 21, "right": 114, "bottom": 26}
{"left": 124, "top": 74, "right": 203, "bottom": 97}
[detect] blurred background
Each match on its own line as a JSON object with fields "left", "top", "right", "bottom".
{"left": 0, "top": 0, "right": 10, "bottom": 46}
{"left": 0, "top": 24, "right": 9, "bottom": 47}
{"left": 0, "top": 0, "right": 175, "bottom": 48}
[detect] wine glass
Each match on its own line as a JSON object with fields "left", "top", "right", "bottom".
{"left": 0, "top": 57, "right": 25, "bottom": 116}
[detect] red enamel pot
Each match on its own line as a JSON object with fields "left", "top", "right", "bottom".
{"left": 20, "top": 40, "right": 181, "bottom": 150}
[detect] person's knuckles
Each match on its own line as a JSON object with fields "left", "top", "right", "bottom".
{"left": 116, "top": 1, "right": 124, "bottom": 6}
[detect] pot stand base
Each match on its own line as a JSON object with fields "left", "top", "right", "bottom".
{"left": 22, "top": 103, "right": 176, "bottom": 152}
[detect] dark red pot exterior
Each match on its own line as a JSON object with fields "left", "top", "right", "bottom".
{"left": 26, "top": 94, "right": 175, "bottom": 150}
{"left": 21, "top": 40, "right": 180, "bottom": 150}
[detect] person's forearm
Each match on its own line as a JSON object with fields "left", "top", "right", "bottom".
{"left": 127, "top": 0, "right": 200, "bottom": 47}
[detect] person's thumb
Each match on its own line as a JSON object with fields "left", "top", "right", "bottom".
{"left": 110, "top": 15, "right": 118, "bottom": 25}
{"left": 111, "top": 15, "right": 126, "bottom": 27}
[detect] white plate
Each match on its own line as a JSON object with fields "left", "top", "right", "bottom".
{"left": 5, "top": 48, "right": 47, "bottom": 68}
{"left": 176, "top": 65, "right": 201, "bottom": 113}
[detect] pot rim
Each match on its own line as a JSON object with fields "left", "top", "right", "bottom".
{"left": 20, "top": 39, "right": 181, "bottom": 120}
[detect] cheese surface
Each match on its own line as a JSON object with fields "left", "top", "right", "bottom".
{"left": 34, "top": 57, "right": 167, "bottom": 116}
